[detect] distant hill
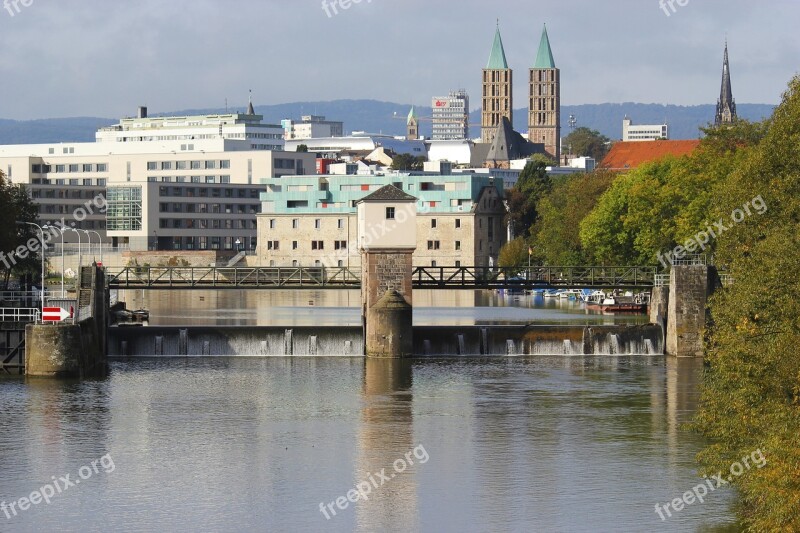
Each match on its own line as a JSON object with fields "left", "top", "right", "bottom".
{"left": 0, "top": 101, "right": 776, "bottom": 145}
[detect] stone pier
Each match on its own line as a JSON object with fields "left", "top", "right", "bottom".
{"left": 662, "top": 265, "right": 716, "bottom": 357}
{"left": 357, "top": 185, "right": 417, "bottom": 358}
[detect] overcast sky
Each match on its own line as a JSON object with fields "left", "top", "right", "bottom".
{"left": 0, "top": 0, "right": 797, "bottom": 120}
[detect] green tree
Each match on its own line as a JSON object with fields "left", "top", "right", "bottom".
{"left": 563, "top": 127, "right": 611, "bottom": 160}
{"left": 498, "top": 238, "right": 530, "bottom": 268}
{"left": 0, "top": 172, "right": 41, "bottom": 288}
{"left": 505, "top": 160, "right": 552, "bottom": 237}
{"left": 693, "top": 76, "right": 800, "bottom": 531}
{"left": 391, "top": 154, "right": 425, "bottom": 171}
{"left": 533, "top": 170, "right": 616, "bottom": 265}
{"left": 296, "top": 144, "right": 309, "bottom": 153}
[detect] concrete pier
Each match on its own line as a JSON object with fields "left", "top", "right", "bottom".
{"left": 664, "top": 265, "right": 715, "bottom": 357}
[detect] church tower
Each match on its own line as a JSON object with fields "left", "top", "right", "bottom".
{"left": 481, "top": 23, "right": 513, "bottom": 144}
{"left": 528, "top": 24, "right": 560, "bottom": 162}
{"left": 406, "top": 106, "right": 419, "bottom": 141}
{"left": 715, "top": 42, "right": 737, "bottom": 126}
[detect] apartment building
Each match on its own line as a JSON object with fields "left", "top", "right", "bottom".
{"left": 281, "top": 115, "right": 344, "bottom": 140}
{"left": 256, "top": 174, "right": 506, "bottom": 268}
{"left": 431, "top": 90, "right": 470, "bottom": 141}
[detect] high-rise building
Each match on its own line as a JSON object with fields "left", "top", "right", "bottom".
{"left": 528, "top": 24, "right": 560, "bottom": 161}
{"left": 481, "top": 24, "right": 513, "bottom": 144}
{"left": 715, "top": 42, "right": 737, "bottom": 126}
{"left": 431, "top": 90, "right": 469, "bottom": 141}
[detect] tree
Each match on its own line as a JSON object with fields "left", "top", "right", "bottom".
{"left": 505, "top": 160, "right": 552, "bottom": 237}
{"left": 498, "top": 238, "right": 530, "bottom": 268}
{"left": 693, "top": 76, "right": 800, "bottom": 531}
{"left": 563, "top": 127, "right": 611, "bottom": 160}
{"left": 391, "top": 154, "right": 425, "bottom": 171}
{"left": 296, "top": 144, "right": 309, "bottom": 153}
{"left": 0, "top": 172, "right": 41, "bottom": 288}
{"left": 532, "top": 170, "right": 617, "bottom": 265}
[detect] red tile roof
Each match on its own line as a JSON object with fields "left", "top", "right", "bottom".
{"left": 601, "top": 140, "right": 701, "bottom": 170}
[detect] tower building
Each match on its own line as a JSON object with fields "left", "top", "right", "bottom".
{"left": 481, "top": 23, "right": 513, "bottom": 144}
{"left": 528, "top": 24, "right": 560, "bottom": 161}
{"left": 406, "top": 106, "right": 419, "bottom": 141}
{"left": 715, "top": 42, "right": 737, "bottom": 126}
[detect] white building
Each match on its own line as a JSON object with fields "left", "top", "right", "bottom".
{"left": 284, "top": 135, "right": 427, "bottom": 159}
{"left": 281, "top": 115, "right": 344, "bottom": 140}
{"left": 622, "top": 116, "right": 668, "bottom": 142}
{"left": 431, "top": 90, "right": 470, "bottom": 141}
{"left": 96, "top": 105, "right": 285, "bottom": 151}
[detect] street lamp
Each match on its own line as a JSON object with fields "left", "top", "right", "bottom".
{"left": 43, "top": 225, "right": 64, "bottom": 298}
{"left": 88, "top": 230, "right": 103, "bottom": 264}
{"left": 16, "top": 221, "right": 45, "bottom": 317}
{"left": 235, "top": 239, "right": 242, "bottom": 253}
{"left": 65, "top": 227, "right": 82, "bottom": 275}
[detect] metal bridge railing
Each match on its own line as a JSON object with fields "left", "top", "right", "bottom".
{"left": 0, "top": 308, "right": 41, "bottom": 322}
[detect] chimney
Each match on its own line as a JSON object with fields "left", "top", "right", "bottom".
{"left": 138, "top": 106, "right": 148, "bottom": 119}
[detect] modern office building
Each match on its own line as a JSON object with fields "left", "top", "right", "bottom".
{"left": 0, "top": 135, "right": 315, "bottom": 251}
{"left": 431, "top": 90, "right": 469, "bottom": 141}
{"left": 96, "top": 105, "right": 285, "bottom": 151}
{"left": 257, "top": 174, "right": 506, "bottom": 268}
{"left": 281, "top": 115, "right": 344, "bottom": 140}
{"left": 622, "top": 116, "right": 669, "bottom": 141}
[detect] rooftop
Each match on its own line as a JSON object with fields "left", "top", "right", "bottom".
{"left": 601, "top": 140, "right": 701, "bottom": 170}
{"left": 358, "top": 184, "right": 417, "bottom": 203}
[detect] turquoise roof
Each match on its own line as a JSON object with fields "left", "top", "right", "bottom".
{"left": 533, "top": 24, "right": 556, "bottom": 69}
{"left": 407, "top": 106, "right": 417, "bottom": 125}
{"left": 486, "top": 26, "right": 509, "bottom": 70}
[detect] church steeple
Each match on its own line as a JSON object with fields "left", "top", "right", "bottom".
{"left": 406, "top": 106, "right": 419, "bottom": 140}
{"left": 246, "top": 90, "right": 256, "bottom": 115}
{"left": 481, "top": 21, "right": 513, "bottom": 144}
{"left": 529, "top": 24, "right": 561, "bottom": 162}
{"left": 715, "top": 42, "right": 737, "bottom": 126}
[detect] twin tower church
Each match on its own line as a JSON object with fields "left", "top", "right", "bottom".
{"left": 481, "top": 24, "right": 561, "bottom": 162}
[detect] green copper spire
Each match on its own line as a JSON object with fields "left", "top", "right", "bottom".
{"left": 533, "top": 24, "right": 556, "bottom": 69}
{"left": 486, "top": 22, "right": 509, "bottom": 69}
{"left": 406, "top": 106, "right": 417, "bottom": 125}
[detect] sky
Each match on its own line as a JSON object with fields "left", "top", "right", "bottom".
{"left": 0, "top": 0, "right": 797, "bottom": 120}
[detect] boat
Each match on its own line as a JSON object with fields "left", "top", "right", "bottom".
{"left": 543, "top": 290, "right": 561, "bottom": 298}
{"left": 559, "top": 289, "right": 584, "bottom": 300}
{"left": 586, "top": 293, "right": 648, "bottom": 314}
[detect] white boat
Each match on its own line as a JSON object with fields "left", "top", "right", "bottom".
{"left": 543, "top": 290, "right": 561, "bottom": 298}
{"left": 559, "top": 289, "right": 584, "bottom": 300}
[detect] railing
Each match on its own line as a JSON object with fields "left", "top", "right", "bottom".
{"left": 0, "top": 308, "right": 41, "bottom": 322}
{"left": 671, "top": 254, "right": 707, "bottom": 266}
{"left": 412, "top": 266, "right": 659, "bottom": 289}
{"left": 654, "top": 274, "right": 670, "bottom": 287}
{"left": 106, "top": 266, "right": 362, "bottom": 289}
{"left": 0, "top": 290, "right": 50, "bottom": 302}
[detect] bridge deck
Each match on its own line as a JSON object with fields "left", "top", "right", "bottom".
{"left": 105, "top": 266, "right": 657, "bottom": 290}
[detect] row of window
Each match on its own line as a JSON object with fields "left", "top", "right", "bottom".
{"left": 160, "top": 236, "right": 256, "bottom": 251}
{"left": 263, "top": 240, "right": 348, "bottom": 251}
{"left": 31, "top": 189, "right": 105, "bottom": 199}
{"left": 159, "top": 203, "right": 259, "bottom": 215}
{"left": 159, "top": 218, "right": 257, "bottom": 230}
{"left": 147, "top": 160, "right": 231, "bottom": 171}
{"left": 149, "top": 175, "right": 232, "bottom": 184}
{"left": 32, "top": 163, "right": 107, "bottom": 174}
{"left": 426, "top": 241, "right": 462, "bottom": 251}
{"left": 158, "top": 186, "right": 261, "bottom": 199}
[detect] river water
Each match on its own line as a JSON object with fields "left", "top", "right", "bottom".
{"left": 0, "top": 291, "right": 737, "bottom": 532}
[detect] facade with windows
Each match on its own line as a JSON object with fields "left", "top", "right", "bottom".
{"left": 281, "top": 115, "right": 344, "bottom": 140}
{"left": 0, "top": 135, "right": 316, "bottom": 251}
{"left": 431, "top": 90, "right": 470, "bottom": 141}
{"left": 622, "top": 117, "right": 669, "bottom": 142}
{"left": 256, "top": 174, "right": 506, "bottom": 268}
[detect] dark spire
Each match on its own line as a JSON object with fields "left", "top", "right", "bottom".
{"left": 715, "top": 42, "right": 737, "bottom": 126}
{"left": 246, "top": 89, "right": 255, "bottom": 115}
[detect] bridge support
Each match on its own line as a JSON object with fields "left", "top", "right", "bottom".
{"left": 664, "top": 265, "right": 716, "bottom": 357}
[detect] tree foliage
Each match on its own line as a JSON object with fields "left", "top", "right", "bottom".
{"left": 563, "top": 126, "right": 611, "bottom": 160}
{"left": 497, "top": 237, "right": 530, "bottom": 269}
{"left": 0, "top": 172, "right": 41, "bottom": 287}
{"left": 693, "top": 76, "right": 800, "bottom": 531}
{"left": 532, "top": 170, "right": 616, "bottom": 265}
{"left": 505, "top": 160, "right": 552, "bottom": 238}
{"left": 390, "top": 154, "right": 425, "bottom": 171}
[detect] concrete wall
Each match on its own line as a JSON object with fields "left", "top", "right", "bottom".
{"left": 666, "top": 265, "right": 713, "bottom": 357}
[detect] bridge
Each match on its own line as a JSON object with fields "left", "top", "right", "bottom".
{"left": 104, "top": 265, "right": 657, "bottom": 290}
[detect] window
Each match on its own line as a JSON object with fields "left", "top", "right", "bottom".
{"left": 337, "top": 219, "right": 344, "bottom": 229}
{"left": 69, "top": 164, "right": 79, "bottom": 172}
{"left": 386, "top": 207, "right": 395, "bottom": 220}
{"left": 314, "top": 219, "right": 321, "bottom": 230}
{"left": 161, "top": 162, "right": 172, "bottom": 170}
{"left": 292, "top": 260, "right": 299, "bottom": 267}
{"left": 205, "top": 160, "right": 217, "bottom": 170}
{"left": 191, "top": 161, "right": 202, "bottom": 169}
{"left": 267, "top": 241, "right": 279, "bottom": 250}
{"left": 431, "top": 219, "right": 437, "bottom": 228}
{"left": 334, "top": 241, "right": 347, "bottom": 250}
{"left": 176, "top": 161, "right": 187, "bottom": 170}
{"left": 292, "top": 241, "right": 298, "bottom": 250}
{"left": 269, "top": 219, "right": 276, "bottom": 229}
{"left": 427, "top": 241, "right": 440, "bottom": 250}
{"left": 312, "top": 241, "right": 324, "bottom": 250}
{"left": 220, "top": 160, "right": 230, "bottom": 169}
{"left": 292, "top": 219, "right": 299, "bottom": 229}
{"left": 455, "top": 241, "right": 461, "bottom": 251}
{"left": 455, "top": 219, "right": 461, "bottom": 229}
{"left": 147, "top": 162, "right": 158, "bottom": 171}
